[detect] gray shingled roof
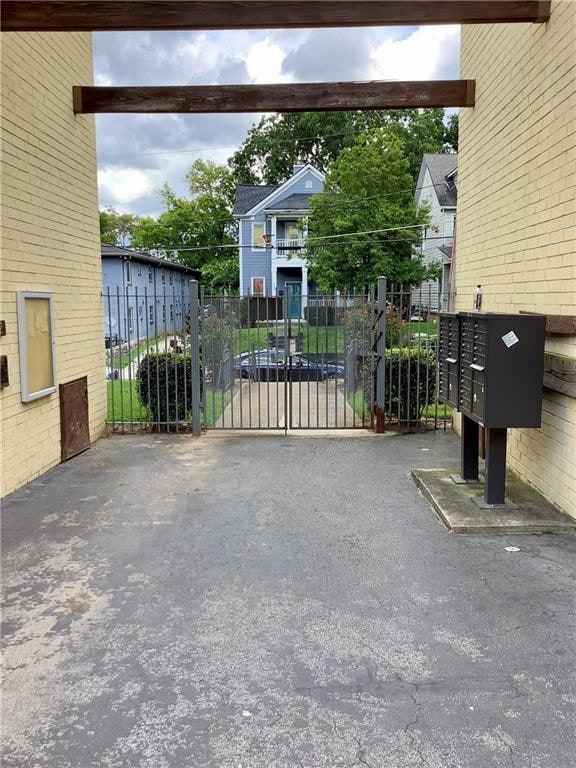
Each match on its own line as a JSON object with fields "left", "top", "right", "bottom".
{"left": 423, "top": 153, "right": 458, "bottom": 208}
{"left": 101, "top": 243, "right": 200, "bottom": 276}
{"left": 438, "top": 244, "right": 454, "bottom": 261}
{"left": 265, "top": 193, "right": 313, "bottom": 211}
{"left": 233, "top": 184, "right": 280, "bottom": 215}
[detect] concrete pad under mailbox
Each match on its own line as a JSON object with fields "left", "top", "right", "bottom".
{"left": 412, "top": 468, "right": 576, "bottom": 534}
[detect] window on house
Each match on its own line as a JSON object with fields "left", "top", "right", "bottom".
{"left": 162, "top": 305, "right": 166, "bottom": 322}
{"left": 251, "top": 276, "right": 265, "bottom": 296}
{"left": 286, "top": 224, "right": 300, "bottom": 241}
{"left": 125, "top": 260, "right": 132, "bottom": 284}
{"left": 169, "top": 273, "right": 173, "bottom": 285}
{"left": 161, "top": 271, "right": 166, "bottom": 285}
{"left": 252, "top": 222, "right": 266, "bottom": 249}
{"left": 149, "top": 305, "right": 154, "bottom": 324}
{"left": 137, "top": 263, "right": 142, "bottom": 277}
{"left": 148, "top": 266, "right": 153, "bottom": 283}
{"left": 170, "top": 304, "right": 174, "bottom": 322}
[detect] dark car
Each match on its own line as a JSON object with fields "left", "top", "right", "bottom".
{"left": 237, "top": 350, "right": 345, "bottom": 382}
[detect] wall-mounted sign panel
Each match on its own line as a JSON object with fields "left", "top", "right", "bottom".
{"left": 17, "top": 292, "right": 57, "bottom": 402}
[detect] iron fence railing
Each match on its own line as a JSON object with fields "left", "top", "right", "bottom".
{"left": 104, "top": 285, "right": 198, "bottom": 432}
{"left": 201, "top": 290, "right": 374, "bottom": 430}
{"left": 103, "top": 279, "right": 451, "bottom": 434}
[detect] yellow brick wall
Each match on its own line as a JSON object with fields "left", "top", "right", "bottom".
{"left": 457, "top": 0, "right": 576, "bottom": 517}
{"left": 1, "top": 32, "right": 106, "bottom": 497}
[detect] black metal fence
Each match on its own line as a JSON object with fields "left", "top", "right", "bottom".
{"left": 103, "top": 280, "right": 451, "bottom": 434}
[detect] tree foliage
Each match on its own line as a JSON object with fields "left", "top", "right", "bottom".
{"left": 230, "top": 108, "right": 457, "bottom": 184}
{"left": 99, "top": 206, "right": 139, "bottom": 246}
{"left": 130, "top": 164, "right": 238, "bottom": 292}
{"left": 305, "top": 130, "right": 439, "bottom": 292}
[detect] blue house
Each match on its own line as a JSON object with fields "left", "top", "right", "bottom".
{"left": 233, "top": 162, "right": 325, "bottom": 314}
{"left": 101, "top": 243, "right": 199, "bottom": 344}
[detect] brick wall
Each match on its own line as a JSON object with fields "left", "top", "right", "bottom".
{"left": 1, "top": 32, "right": 106, "bottom": 496}
{"left": 457, "top": 0, "right": 576, "bottom": 517}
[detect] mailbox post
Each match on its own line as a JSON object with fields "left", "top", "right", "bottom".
{"left": 439, "top": 312, "right": 546, "bottom": 507}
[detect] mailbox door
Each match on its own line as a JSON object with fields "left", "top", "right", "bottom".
{"left": 460, "top": 316, "right": 487, "bottom": 422}
{"left": 439, "top": 314, "right": 460, "bottom": 408}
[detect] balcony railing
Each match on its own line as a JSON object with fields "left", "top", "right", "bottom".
{"left": 276, "top": 238, "right": 306, "bottom": 257}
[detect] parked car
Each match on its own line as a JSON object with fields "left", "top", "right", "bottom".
{"left": 237, "top": 349, "right": 345, "bottom": 382}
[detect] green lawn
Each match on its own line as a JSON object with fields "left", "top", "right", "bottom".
{"left": 421, "top": 403, "right": 453, "bottom": 420}
{"left": 107, "top": 380, "right": 150, "bottom": 423}
{"left": 110, "top": 336, "right": 164, "bottom": 369}
{"left": 234, "top": 322, "right": 436, "bottom": 355}
{"left": 237, "top": 325, "right": 346, "bottom": 354}
{"left": 202, "top": 388, "right": 232, "bottom": 427}
{"left": 405, "top": 321, "right": 438, "bottom": 336}
{"left": 347, "top": 389, "right": 372, "bottom": 424}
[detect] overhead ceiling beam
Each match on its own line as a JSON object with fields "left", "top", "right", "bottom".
{"left": 3, "top": 1, "right": 551, "bottom": 32}
{"left": 73, "top": 80, "right": 476, "bottom": 114}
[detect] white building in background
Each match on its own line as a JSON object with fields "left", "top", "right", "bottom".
{"left": 413, "top": 153, "right": 458, "bottom": 312}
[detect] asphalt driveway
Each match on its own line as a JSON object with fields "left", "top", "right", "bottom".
{"left": 2, "top": 432, "right": 575, "bottom": 767}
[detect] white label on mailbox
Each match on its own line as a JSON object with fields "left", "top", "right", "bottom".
{"left": 502, "top": 330, "right": 519, "bottom": 348}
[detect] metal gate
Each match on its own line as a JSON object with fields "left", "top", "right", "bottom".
{"left": 104, "top": 278, "right": 449, "bottom": 434}
{"left": 201, "top": 287, "right": 375, "bottom": 431}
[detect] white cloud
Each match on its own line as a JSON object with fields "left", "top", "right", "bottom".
{"left": 98, "top": 167, "right": 158, "bottom": 205}
{"left": 245, "top": 38, "right": 291, "bottom": 83}
{"left": 370, "top": 26, "right": 460, "bottom": 80}
{"left": 93, "top": 26, "right": 461, "bottom": 215}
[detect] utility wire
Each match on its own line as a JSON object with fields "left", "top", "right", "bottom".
{"left": 148, "top": 234, "right": 454, "bottom": 256}
{"left": 100, "top": 180, "right": 454, "bottom": 229}
{"left": 98, "top": 123, "right": 454, "bottom": 160}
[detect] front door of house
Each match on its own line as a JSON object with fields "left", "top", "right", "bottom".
{"left": 286, "top": 282, "right": 302, "bottom": 319}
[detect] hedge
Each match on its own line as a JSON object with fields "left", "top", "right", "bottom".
{"left": 383, "top": 348, "right": 437, "bottom": 423}
{"left": 138, "top": 352, "right": 197, "bottom": 428}
{"left": 353, "top": 348, "right": 436, "bottom": 425}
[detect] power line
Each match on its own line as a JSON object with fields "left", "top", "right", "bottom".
{"left": 147, "top": 232, "right": 455, "bottom": 256}
{"left": 98, "top": 122, "right": 454, "bottom": 160}
{"left": 100, "top": 180, "right": 453, "bottom": 229}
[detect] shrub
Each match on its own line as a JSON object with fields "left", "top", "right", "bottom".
{"left": 383, "top": 348, "right": 436, "bottom": 423}
{"left": 138, "top": 352, "right": 197, "bottom": 428}
{"left": 304, "top": 305, "right": 345, "bottom": 326}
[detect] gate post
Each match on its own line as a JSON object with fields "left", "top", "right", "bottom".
{"left": 189, "top": 279, "right": 202, "bottom": 436}
{"left": 375, "top": 276, "right": 387, "bottom": 433}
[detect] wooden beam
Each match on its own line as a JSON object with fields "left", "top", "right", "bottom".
{"left": 543, "top": 353, "right": 576, "bottom": 399}
{"left": 2, "top": 1, "right": 552, "bottom": 32}
{"left": 520, "top": 311, "right": 576, "bottom": 335}
{"left": 73, "top": 80, "right": 476, "bottom": 114}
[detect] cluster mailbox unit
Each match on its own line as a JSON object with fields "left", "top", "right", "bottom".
{"left": 439, "top": 312, "right": 546, "bottom": 506}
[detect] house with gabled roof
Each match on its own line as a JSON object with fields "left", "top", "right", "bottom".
{"left": 413, "top": 153, "right": 458, "bottom": 312}
{"left": 233, "top": 162, "right": 325, "bottom": 315}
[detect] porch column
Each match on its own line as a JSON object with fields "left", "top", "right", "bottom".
{"left": 302, "top": 266, "right": 309, "bottom": 312}
{"left": 271, "top": 216, "right": 277, "bottom": 295}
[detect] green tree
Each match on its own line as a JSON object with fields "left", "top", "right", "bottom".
{"left": 305, "top": 130, "right": 438, "bottom": 292}
{"left": 186, "top": 158, "right": 236, "bottom": 205}
{"left": 130, "top": 166, "right": 238, "bottom": 292}
{"left": 443, "top": 113, "right": 459, "bottom": 152}
{"left": 99, "top": 206, "right": 139, "bottom": 245}
{"left": 230, "top": 108, "right": 458, "bottom": 185}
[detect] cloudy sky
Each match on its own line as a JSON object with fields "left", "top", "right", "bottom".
{"left": 94, "top": 25, "right": 460, "bottom": 217}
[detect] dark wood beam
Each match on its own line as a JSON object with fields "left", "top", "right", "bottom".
{"left": 73, "top": 80, "right": 476, "bottom": 114}
{"left": 544, "top": 353, "right": 576, "bottom": 398}
{"left": 2, "top": 1, "right": 552, "bottom": 32}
